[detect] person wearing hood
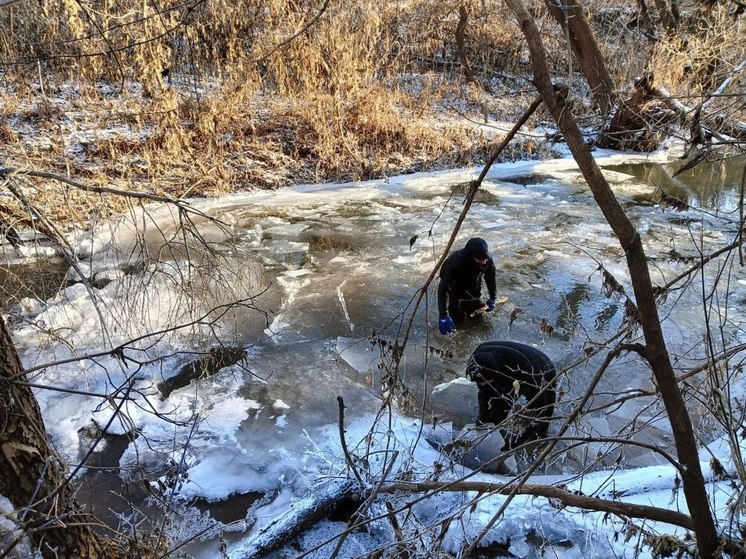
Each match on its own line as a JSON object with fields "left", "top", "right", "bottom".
{"left": 437, "top": 237, "right": 497, "bottom": 336}
{"left": 466, "top": 340, "right": 557, "bottom": 451}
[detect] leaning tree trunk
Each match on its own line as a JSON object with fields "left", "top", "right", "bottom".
{"left": 456, "top": 0, "right": 476, "bottom": 84}
{"left": 653, "top": 0, "right": 680, "bottom": 32}
{"left": 0, "top": 315, "right": 125, "bottom": 559}
{"left": 542, "top": 0, "right": 617, "bottom": 117}
{"left": 503, "top": 1, "right": 721, "bottom": 557}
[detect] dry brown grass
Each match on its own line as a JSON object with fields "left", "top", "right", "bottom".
{"left": 0, "top": 0, "right": 531, "bottom": 189}
{"left": 0, "top": 121, "right": 17, "bottom": 144}
{"left": 648, "top": 5, "right": 746, "bottom": 105}
{"left": 0, "top": 0, "right": 742, "bottom": 232}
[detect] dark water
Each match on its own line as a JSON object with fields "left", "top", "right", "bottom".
{"left": 0, "top": 259, "right": 69, "bottom": 312}
{"left": 604, "top": 154, "right": 745, "bottom": 212}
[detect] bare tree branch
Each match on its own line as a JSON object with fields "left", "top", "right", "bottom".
{"left": 377, "top": 479, "right": 695, "bottom": 531}
{"left": 1, "top": 167, "right": 211, "bottom": 217}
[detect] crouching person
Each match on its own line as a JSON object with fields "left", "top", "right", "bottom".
{"left": 466, "top": 341, "right": 557, "bottom": 451}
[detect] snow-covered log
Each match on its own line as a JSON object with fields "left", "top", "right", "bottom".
{"left": 230, "top": 480, "right": 364, "bottom": 559}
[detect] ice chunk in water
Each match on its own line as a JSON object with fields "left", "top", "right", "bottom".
{"left": 264, "top": 223, "right": 310, "bottom": 238}
{"left": 336, "top": 337, "right": 379, "bottom": 375}
{"left": 429, "top": 377, "right": 479, "bottom": 420}
{"left": 509, "top": 536, "right": 530, "bottom": 558}
{"left": 455, "top": 424, "right": 517, "bottom": 475}
{"left": 255, "top": 240, "right": 309, "bottom": 267}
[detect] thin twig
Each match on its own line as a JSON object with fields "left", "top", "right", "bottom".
{"left": 337, "top": 396, "right": 364, "bottom": 485}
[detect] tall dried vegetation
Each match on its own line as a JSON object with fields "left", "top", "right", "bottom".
{"left": 0, "top": 0, "right": 535, "bottom": 203}
{"left": 0, "top": 0, "right": 743, "bottom": 204}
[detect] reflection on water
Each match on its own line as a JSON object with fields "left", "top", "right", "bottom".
{"left": 553, "top": 282, "right": 620, "bottom": 338}
{"left": 604, "top": 154, "right": 745, "bottom": 213}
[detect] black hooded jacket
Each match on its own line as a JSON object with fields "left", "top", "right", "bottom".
{"left": 466, "top": 340, "right": 557, "bottom": 449}
{"left": 466, "top": 341, "right": 556, "bottom": 393}
{"left": 437, "top": 238, "right": 497, "bottom": 318}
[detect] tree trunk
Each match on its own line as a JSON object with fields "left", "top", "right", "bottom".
{"left": 456, "top": 0, "right": 476, "bottom": 83}
{"left": 502, "top": 1, "right": 721, "bottom": 557}
{"left": 598, "top": 73, "right": 679, "bottom": 151}
{"left": 0, "top": 315, "right": 126, "bottom": 559}
{"left": 542, "top": 0, "right": 616, "bottom": 117}
{"left": 652, "top": 0, "right": 680, "bottom": 31}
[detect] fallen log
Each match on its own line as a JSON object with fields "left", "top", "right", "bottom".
{"left": 229, "top": 480, "right": 365, "bottom": 559}
{"left": 157, "top": 347, "right": 247, "bottom": 399}
{"left": 599, "top": 73, "right": 680, "bottom": 151}
{"left": 600, "top": 72, "right": 746, "bottom": 152}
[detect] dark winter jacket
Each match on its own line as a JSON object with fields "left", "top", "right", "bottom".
{"left": 466, "top": 340, "right": 557, "bottom": 450}
{"left": 437, "top": 238, "right": 497, "bottom": 319}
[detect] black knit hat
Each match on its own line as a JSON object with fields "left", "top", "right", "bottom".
{"left": 464, "top": 237, "right": 489, "bottom": 260}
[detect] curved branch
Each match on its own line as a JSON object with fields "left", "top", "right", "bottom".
{"left": 251, "top": 0, "right": 332, "bottom": 66}
{"left": 377, "top": 479, "right": 694, "bottom": 531}
{"left": 0, "top": 0, "right": 208, "bottom": 66}
{"left": 549, "top": 435, "right": 682, "bottom": 472}
{"left": 337, "top": 396, "right": 364, "bottom": 485}
{"left": 6, "top": 180, "right": 115, "bottom": 348}
{"left": 18, "top": 294, "right": 269, "bottom": 378}
{"left": 660, "top": 235, "right": 744, "bottom": 293}
{"left": 1, "top": 167, "right": 203, "bottom": 213}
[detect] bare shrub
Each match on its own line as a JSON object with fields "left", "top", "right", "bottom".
{"left": 648, "top": 4, "right": 745, "bottom": 113}
{"left": 0, "top": 0, "right": 553, "bottom": 200}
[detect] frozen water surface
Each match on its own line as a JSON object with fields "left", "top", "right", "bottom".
{"left": 5, "top": 150, "right": 746, "bottom": 557}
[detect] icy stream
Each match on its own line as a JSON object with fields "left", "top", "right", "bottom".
{"left": 5, "top": 150, "right": 746, "bottom": 556}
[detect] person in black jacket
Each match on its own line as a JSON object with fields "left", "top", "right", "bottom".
{"left": 466, "top": 341, "right": 557, "bottom": 451}
{"left": 437, "top": 237, "right": 497, "bottom": 335}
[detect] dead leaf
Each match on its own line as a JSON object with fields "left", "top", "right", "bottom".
{"left": 658, "top": 192, "right": 689, "bottom": 212}
{"left": 508, "top": 308, "right": 522, "bottom": 331}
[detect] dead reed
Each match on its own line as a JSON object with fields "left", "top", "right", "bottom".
{"left": 0, "top": 0, "right": 742, "bottom": 229}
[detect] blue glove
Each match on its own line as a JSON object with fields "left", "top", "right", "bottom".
{"left": 439, "top": 316, "right": 456, "bottom": 336}
{"left": 486, "top": 299, "right": 495, "bottom": 312}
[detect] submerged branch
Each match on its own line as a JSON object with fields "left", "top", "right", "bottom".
{"left": 337, "top": 396, "right": 364, "bottom": 485}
